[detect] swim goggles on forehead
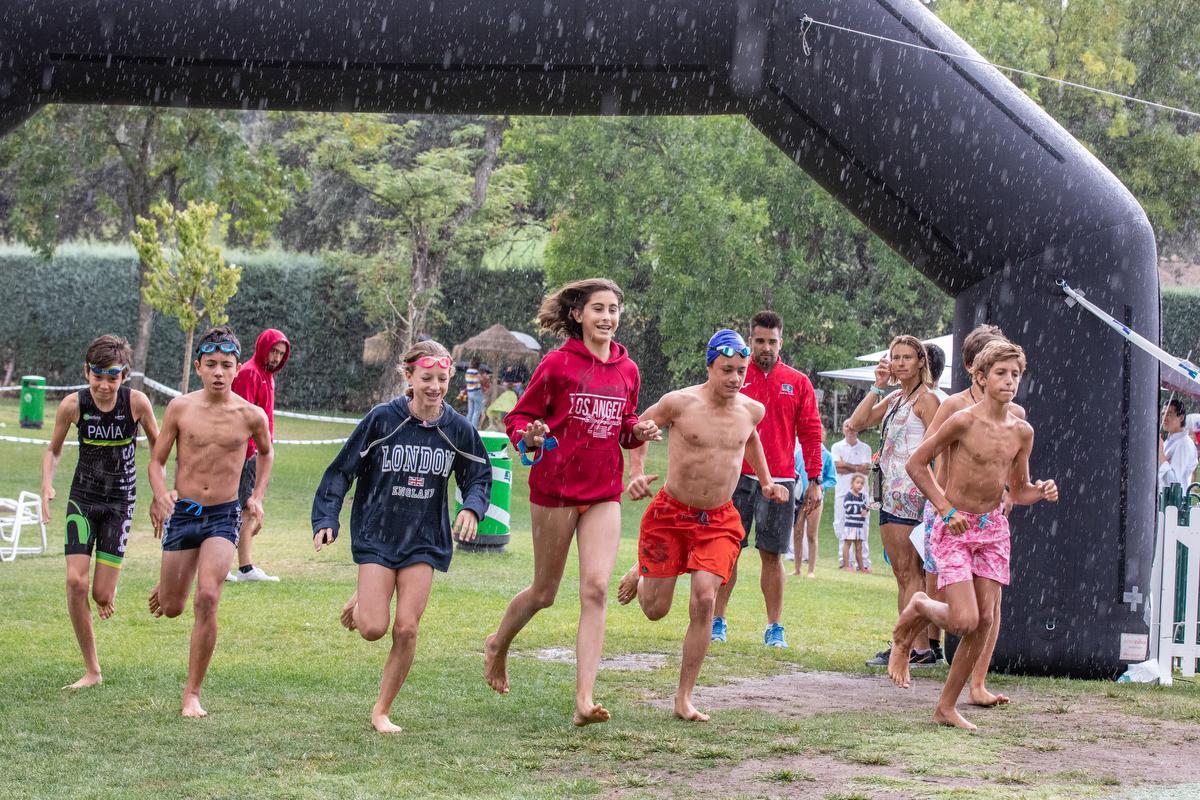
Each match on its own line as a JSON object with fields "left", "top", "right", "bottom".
{"left": 88, "top": 363, "right": 128, "bottom": 377}
{"left": 195, "top": 341, "right": 241, "bottom": 358}
{"left": 710, "top": 345, "right": 751, "bottom": 359}
{"left": 409, "top": 355, "right": 453, "bottom": 369}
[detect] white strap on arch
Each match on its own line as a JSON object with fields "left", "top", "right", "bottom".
{"left": 1059, "top": 279, "right": 1200, "bottom": 386}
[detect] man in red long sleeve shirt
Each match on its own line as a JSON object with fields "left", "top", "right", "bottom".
{"left": 711, "top": 311, "right": 823, "bottom": 649}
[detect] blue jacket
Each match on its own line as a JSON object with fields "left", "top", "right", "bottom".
{"left": 796, "top": 445, "right": 838, "bottom": 495}
{"left": 311, "top": 397, "right": 492, "bottom": 572}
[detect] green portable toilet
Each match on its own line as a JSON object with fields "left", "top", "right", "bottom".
{"left": 456, "top": 430, "right": 512, "bottom": 552}
{"left": 19, "top": 376, "right": 46, "bottom": 429}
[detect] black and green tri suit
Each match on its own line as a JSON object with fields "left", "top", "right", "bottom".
{"left": 64, "top": 385, "right": 139, "bottom": 569}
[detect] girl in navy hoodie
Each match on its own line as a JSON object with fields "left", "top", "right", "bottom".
{"left": 312, "top": 340, "right": 491, "bottom": 734}
{"left": 484, "top": 278, "right": 659, "bottom": 726}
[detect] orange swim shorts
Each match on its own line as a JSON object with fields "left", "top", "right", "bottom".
{"left": 637, "top": 489, "right": 744, "bottom": 584}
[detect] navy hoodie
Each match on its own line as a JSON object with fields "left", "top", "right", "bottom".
{"left": 311, "top": 397, "right": 492, "bottom": 572}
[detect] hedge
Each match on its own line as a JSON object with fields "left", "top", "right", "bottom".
{"left": 1163, "top": 287, "right": 1200, "bottom": 362}
{"left": 0, "top": 246, "right": 557, "bottom": 411}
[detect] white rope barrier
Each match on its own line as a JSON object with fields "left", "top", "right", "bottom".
{"left": 0, "top": 433, "right": 346, "bottom": 447}
{"left": 2, "top": 372, "right": 362, "bottom": 426}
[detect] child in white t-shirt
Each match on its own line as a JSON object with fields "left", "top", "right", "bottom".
{"left": 839, "top": 474, "right": 869, "bottom": 572}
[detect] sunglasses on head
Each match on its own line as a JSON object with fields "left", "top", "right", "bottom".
{"left": 711, "top": 345, "right": 751, "bottom": 359}
{"left": 88, "top": 364, "right": 128, "bottom": 377}
{"left": 409, "top": 355, "right": 453, "bottom": 369}
{"left": 195, "top": 341, "right": 240, "bottom": 358}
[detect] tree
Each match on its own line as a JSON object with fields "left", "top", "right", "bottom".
{"left": 0, "top": 106, "right": 296, "bottom": 382}
{"left": 934, "top": 0, "right": 1200, "bottom": 250}
{"left": 508, "top": 115, "right": 951, "bottom": 399}
{"left": 131, "top": 200, "right": 242, "bottom": 393}
{"left": 290, "top": 114, "right": 530, "bottom": 396}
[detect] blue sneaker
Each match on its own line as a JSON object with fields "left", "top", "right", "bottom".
{"left": 764, "top": 623, "right": 788, "bottom": 648}
{"left": 711, "top": 616, "right": 727, "bottom": 643}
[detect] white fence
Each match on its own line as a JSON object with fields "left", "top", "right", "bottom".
{"left": 1154, "top": 488, "right": 1200, "bottom": 685}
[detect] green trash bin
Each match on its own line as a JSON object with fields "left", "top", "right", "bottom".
{"left": 456, "top": 430, "right": 512, "bottom": 552}
{"left": 19, "top": 375, "right": 46, "bottom": 429}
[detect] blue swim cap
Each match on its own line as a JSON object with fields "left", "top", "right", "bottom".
{"left": 706, "top": 329, "right": 750, "bottom": 366}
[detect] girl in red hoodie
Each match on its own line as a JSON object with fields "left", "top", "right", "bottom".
{"left": 484, "top": 278, "right": 658, "bottom": 725}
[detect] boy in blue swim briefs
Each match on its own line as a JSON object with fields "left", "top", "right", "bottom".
{"left": 146, "top": 326, "right": 274, "bottom": 718}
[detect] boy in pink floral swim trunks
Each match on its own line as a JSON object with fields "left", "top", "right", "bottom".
{"left": 890, "top": 340, "right": 1058, "bottom": 731}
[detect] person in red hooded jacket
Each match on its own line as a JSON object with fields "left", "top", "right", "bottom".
{"left": 226, "top": 328, "right": 290, "bottom": 583}
{"left": 483, "top": 278, "right": 659, "bottom": 726}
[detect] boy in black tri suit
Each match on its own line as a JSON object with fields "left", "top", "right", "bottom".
{"left": 146, "top": 326, "right": 273, "bottom": 718}
{"left": 42, "top": 335, "right": 159, "bottom": 689}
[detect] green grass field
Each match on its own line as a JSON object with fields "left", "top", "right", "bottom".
{"left": 1, "top": 395, "right": 1198, "bottom": 800}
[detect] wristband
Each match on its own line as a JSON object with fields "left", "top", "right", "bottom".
{"left": 869, "top": 385, "right": 887, "bottom": 397}
{"left": 941, "top": 507, "right": 957, "bottom": 524}
{"left": 517, "top": 436, "right": 559, "bottom": 466}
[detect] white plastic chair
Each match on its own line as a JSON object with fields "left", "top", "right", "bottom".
{"left": 0, "top": 491, "right": 48, "bottom": 562}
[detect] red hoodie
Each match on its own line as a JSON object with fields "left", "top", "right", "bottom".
{"left": 505, "top": 338, "right": 643, "bottom": 506}
{"left": 232, "top": 328, "right": 291, "bottom": 459}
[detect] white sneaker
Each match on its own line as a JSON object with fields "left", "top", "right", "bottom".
{"left": 238, "top": 565, "right": 280, "bottom": 583}
{"left": 224, "top": 571, "right": 240, "bottom": 583}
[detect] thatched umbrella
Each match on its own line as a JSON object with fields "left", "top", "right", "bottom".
{"left": 452, "top": 324, "right": 539, "bottom": 366}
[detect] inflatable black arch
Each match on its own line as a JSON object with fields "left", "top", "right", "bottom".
{"left": 0, "top": 0, "right": 1159, "bottom": 678}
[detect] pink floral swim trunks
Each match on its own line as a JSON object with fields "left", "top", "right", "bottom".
{"left": 930, "top": 506, "right": 1010, "bottom": 590}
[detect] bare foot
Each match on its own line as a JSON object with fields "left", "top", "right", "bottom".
{"left": 968, "top": 687, "right": 1010, "bottom": 707}
{"left": 887, "top": 597, "right": 927, "bottom": 688}
{"left": 484, "top": 633, "right": 509, "bottom": 694}
{"left": 371, "top": 710, "right": 403, "bottom": 734}
{"left": 97, "top": 601, "right": 115, "bottom": 620}
{"left": 673, "top": 696, "right": 710, "bottom": 722}
{"left": 616, "top": 564, "right": 640, "bottom": 605}
{"left": 64, "top": 672, "right": 103, "bottom": 689}
{"left": 887, "top": 642, "right": 912, "bottom": 689}
{"left": 340, "top": 592, "right": 358, "bottom": 631}
{"left": 841, "top": 565, "right": 854, "bottom": 572}
{"left": 148, "top": 585, "right": 162, "bottom": 618}
{"left": 181, "top": 693, "right": 207, "bottom": 718}
{"left": 933, "top": 705, "right": 977, "bottom": 731}
{"left": 573, "top": 702, "right": 611, "bottom": 726}
{"left": 791, "top": 570, "right": 803, "bottom": 576}
{"left": 806, "top": 571, "right": 815, "bottom": 579}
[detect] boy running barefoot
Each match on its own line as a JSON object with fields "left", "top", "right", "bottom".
{"left": 42, "top": 335, "right": 159, "bottom": 689}
{"left": 146, "top": 326, "right": 273, "bottom": 718}
{"left": 892, "top": 340, "right": 1057, "bottom": 731}
{"left": 617, "top": 330, "right": 790, "bottom": 722}
{"left": 912, "top": 325, "right": 1026, "bottom": 705}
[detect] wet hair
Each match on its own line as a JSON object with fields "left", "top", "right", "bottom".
{"left": 889, "top": 334, "right": 933, "bottom": 387}
{"left": 194, "top": 325, "right": 242, "bottom": 362}
{"left": 85, "top": 334, "right": 132, "bottom": 371}
{"left": 961, "top": 324, "right": 1006, "bottom": 370}
{"left": 972, "top": 340, "right": 1026, "bottom": 381}
{"left": 750, "top": 310, "right": 782, "bottom": 333}
{"left": 925, "top": 343, "right": 946, "bottom": 385}
{"left": 536, "top": 278, "right": 624, "bottom": 339}
{"left": 1166, "top": 398, "right": 1187, "bottom": 418}
{"left": 400, "top": 339, "right": 454, "bottom": 398}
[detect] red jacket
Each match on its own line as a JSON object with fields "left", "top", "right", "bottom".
{"left": 232, "top": 328, "right": 291, "bottom": 459}
{"left": 739, "top": 359, "right": 823, "bottom": 481}
{"left": 505, "top": 337, "right": 643, "bottom": 506}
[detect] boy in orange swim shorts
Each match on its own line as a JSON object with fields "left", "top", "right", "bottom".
{"left": 617, "top": 330, "right": 789, "bottom": 722}
{"left": 892, "top": 340, "right": 1058, "bottom": 732}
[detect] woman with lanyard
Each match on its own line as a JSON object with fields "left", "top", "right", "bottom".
{"left": 846, "top": 334, "right": 941, "bottom": 668}
{"left": 483, "top": 278, "right": 658, "bottom": 726}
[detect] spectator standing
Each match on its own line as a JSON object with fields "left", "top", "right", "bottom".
{"left": 465, "top": 359, "right": 484, "bottom": 429}
{"left": 831, "top": 420, "right": 873, "bottom": 570}
{"left": 1161, "top": 398, "right": 1198, "bottom": 489}
{"left": 790, "top": 443, "right": 837, "bottom": 577}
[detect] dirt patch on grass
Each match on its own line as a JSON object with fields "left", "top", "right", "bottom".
{"left": 533, "top": 647, "right": 669, "bottom": 672}
{"left": 632, "top": 669, "right": 1200, "bottom": 798}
